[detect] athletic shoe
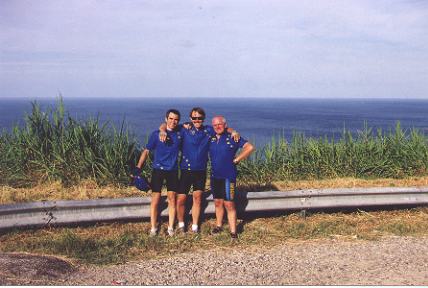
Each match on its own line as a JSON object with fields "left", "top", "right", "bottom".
{"left": 211, "top": 226, "right": 223, "bottom": 234}
{"left": 230, "top": 232, "right": 238, "bottom": 239}
{"left": 191, "top": 224, "right": 199, "bottom": 233}
{"left": 167, "top": 227, "right": 175, "bottom": 236}
{"left": 149, "top": 229, "right": 158, "bottom": 237}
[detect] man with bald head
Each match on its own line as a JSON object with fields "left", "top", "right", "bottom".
{"left": 209, "top": 115, "right": 255, "bottom": 239}
{"left": 158, "top": 108, "right": 240, "bottom": 234}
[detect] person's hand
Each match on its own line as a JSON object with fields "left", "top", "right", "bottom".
{"left": 159, "top": 131, "right": 167, "bottom": 142}
{"left": 233, "top": 158, "right": 239, "bottom": 165}
{"left": 231, "top": 130, "right": 240, "bottom": 142}
{"left": 131, "top": 167, "right": 142, "bottom": 178}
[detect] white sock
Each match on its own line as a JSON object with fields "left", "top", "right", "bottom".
{"left": 191, "top": 224, "right": 198, "bottom": 231}
{"left": 168, "top": 226, "right": 174, "bottom": 231}
{"left": 150, "top": 227, "right": 158, "bottom": 233}
{"left": 178, "top": 222, "right": 185, "bottom": 228}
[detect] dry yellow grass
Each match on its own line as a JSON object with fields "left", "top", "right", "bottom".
{"left": 2, "top": 176, "right": 428, "bottom": 205}
{"left": 0, "top": 180, "right": 145, "bottom": 205}
{"left": 272, "top": 176, "right": 428, "bottom": 191}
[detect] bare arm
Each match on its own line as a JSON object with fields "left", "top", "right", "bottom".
{"left": 159, "top": 123, "right": 167, "bottom": 142}
{"left": 136, "top": 149, "right": 150, "bottom": 169}
{"left": 233, "top": 142, "right": 255, "bottom": 164}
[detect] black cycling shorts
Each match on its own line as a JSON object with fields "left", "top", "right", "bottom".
{"left": 151, "top": 169, "right": 179, "bottom": 192}
{"left": 210, "top": 177, "right": 236, "bottom": 201}
{"left": 178, "top": 170, "right": 207, "bottom": 195}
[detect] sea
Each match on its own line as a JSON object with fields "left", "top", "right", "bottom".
{"left": 1, "top": 97, "right": 428, "bottom": 147}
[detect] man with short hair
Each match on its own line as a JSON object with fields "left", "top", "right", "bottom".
{"left": 176, "top": 107, "right": 212, "bottom": 233}
{"left": 134, "top": 109, "right": 182, "bottom": 236}
{"left": 209, "top": 115, "right": 255, "bottom": 239}
{"left": 159, "top": 107, "right": 239, "bottom": 233}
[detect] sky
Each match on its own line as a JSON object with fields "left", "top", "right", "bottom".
{"left": 1, "top": 0, "right": 428, "bottom": 99}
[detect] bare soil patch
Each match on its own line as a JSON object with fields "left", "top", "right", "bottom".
{"left": 0, "top": 252, "right": 76, "bottom": 285}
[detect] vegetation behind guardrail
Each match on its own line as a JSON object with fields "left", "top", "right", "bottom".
{"left": 0, "top": 98, "right": 151, "bottom": 187}
{"left": 1, "top": 98, "right": 428, "bottom": 188}
{"left": 239, "top": 123, "right": 428, "bottom": 184}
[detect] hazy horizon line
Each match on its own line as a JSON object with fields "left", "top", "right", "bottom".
{"left": 1, "top": 95, "right": 428, "bottom": 101}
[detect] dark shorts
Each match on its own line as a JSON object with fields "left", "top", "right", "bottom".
{"left": 151, "top": 169, "right": 179, "bottom": 192}
{"left": 210, "top": 178, "right": 236, "bottom": 201}
{"left": 178, "top": 170, "right": 207, "bottom": 195}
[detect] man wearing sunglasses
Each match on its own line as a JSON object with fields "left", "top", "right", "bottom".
{"left": 159, "top": 107, "right": 239, "bottom": 233}
{"left": 209, "top": 115, "right": 255, "bottom": 239}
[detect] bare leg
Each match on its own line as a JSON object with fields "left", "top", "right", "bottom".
{"left": 167, "top": 191, "right": 177, "bottom": 229}
{"left": 176, "top": 194, "right": 187, "bottom": 224}
{"left": 214, "top": 199, "right": 224, "bottom": 227}
{"left": 192, "top": 190, "right": 203, "bottom": 226}
{"left": 224, "top": 201, "right": 237, "bottom": 234}
{"left": 150, "top": 192, "right": 161, "bottom": 229}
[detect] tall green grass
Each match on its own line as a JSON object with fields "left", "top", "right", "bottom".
{"left": 239, "top": 123, "right": 428, "bottom": 185}
{"left": 0, "top": 98, "right": 148, "bottom": 187}
{"left": 1, "top": 99, "right": 428, "bottom": 188}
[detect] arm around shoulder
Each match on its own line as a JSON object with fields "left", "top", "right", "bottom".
{"left": 158, "top": 123, "right": 167, "bottom": 142}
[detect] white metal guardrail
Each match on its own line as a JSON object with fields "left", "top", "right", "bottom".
{"left": 1, "top": 187, "right": 428, "bottom": 231}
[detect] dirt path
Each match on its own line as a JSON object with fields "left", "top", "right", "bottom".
{"left": 1, "top": 236, "right": 428, "bottom": 285}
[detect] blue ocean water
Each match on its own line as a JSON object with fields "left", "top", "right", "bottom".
{"left": 1, "top": 97, "right": 428, "bottom": 147}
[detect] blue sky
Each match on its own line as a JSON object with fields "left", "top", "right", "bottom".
{"left": 1, "top": 0, "right": 427, "bottom": 99}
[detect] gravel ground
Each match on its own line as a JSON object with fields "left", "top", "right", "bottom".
{"left": 1, "top": 236, "right": 428, "bottom": 285}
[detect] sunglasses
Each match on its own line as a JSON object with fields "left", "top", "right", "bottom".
{"left": 191, "top": 116, "right": 205, "bottom": 121}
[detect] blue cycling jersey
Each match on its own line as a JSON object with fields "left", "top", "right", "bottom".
{"left": 209, "top": 132, "right": 247, "bottom": 181}
{"left": 145, "top": 129, "right": 182, "bottom": 171}
{"left": 180, "top": 125, "right": 215, "bottom": 171}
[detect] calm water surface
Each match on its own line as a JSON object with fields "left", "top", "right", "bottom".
{"left": 1, "top": 98, "right": 428, "bottom": 146}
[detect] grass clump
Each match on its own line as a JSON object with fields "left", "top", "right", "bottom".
{"left": 1, "top": 208, "right": 428, "bottom": 265}
{"left": 2, "top": 228, "right": 138, "bottom": 264}
{"left": 239, "top": 123, "right": 428, "bottom": 185}
{"left": 0, "top": 98, "right": 148, "bottom": 187}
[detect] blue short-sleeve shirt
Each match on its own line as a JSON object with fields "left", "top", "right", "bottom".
{"left": 145, "top": 129, "right": 182, "bottom": 171}
{"left": 180, "top": 125, "right": 215, "bottom": 171}
{"left": 209, "top": 132, "right": 248, "bottom": 181}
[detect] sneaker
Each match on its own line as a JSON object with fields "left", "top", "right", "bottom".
{"left": 167, "top": 227, "right": 175, "bottom": 236}
{"left": 230, "top": 232, "right": 238, "bottom": 239}
{"left": 211, "top": 226, "right": 223, "bottom": 234}
{"left": 191, "top": 224, "right": 199, "bottom": 233}
{"left": 149, "top": 228, "right": 158, "bottom": 237}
